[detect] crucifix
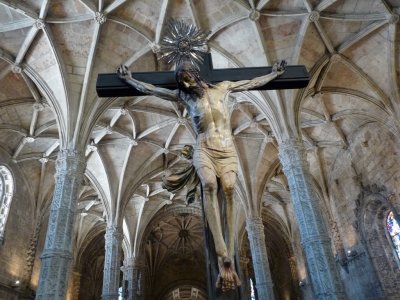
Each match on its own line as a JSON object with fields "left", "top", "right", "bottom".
{"left": 96, "top": 20, "right": 309, "bottom": 299}
{"left": 96, "top": 54, "right": 309, "bottom": 97}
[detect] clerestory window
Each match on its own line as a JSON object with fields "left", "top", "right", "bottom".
{"left": 0, "top": 165, "right": 14, "bottom": 243}
{"left": 386, "top": 211, "right": 400, "bottom": 262}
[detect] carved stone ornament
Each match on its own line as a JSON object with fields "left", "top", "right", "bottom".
{"left": 389, "top": 14, "right": 399, "bottom": 24}
{"left": 330, "top": 53, "right": 341, "bottom": 63}
{"left": 249, "top": 9, "right": 260, "bottom": 22}
{"left": 39, "top": 157, "right": 49, "bottom": 164}
{"left": 87, "top": 144, "right": 97, "bottom": 152}
{"left": 11, "top": 64, "right": 22, "bottom": 74}
{"left": 105, "top": 126, "right": 113, "bottom": 134}
{"left": 33, "top": 102, "right": 45, "bottom": 112}
{"left": 24, "top": 136, "right": 35, "bottom": 143}
{"left": 35, "top": 18, "right": 45, "bottom": 29}
{"left": 308, "top": 11, "right": 320, "bottom": 22}
{"left": 94, "top": 11, "right": 107, "bottom": 24}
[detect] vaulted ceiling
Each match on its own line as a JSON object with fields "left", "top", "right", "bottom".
{"left": 0, "top": 0, "right": 399, "bottom": 296}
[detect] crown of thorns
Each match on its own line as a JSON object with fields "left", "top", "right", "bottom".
{"left": 158, "top": 19, "right": 210, "bottom": 70}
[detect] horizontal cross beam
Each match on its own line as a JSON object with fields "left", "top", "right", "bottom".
{"left": 96, "top": 54, "right": 310, "bottom": 97}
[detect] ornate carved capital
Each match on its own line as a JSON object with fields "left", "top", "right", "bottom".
{"left": 56, "top": 149, "right": 86, "bottom": 176}
{"left": 246, "top": 216, "right": 264, "bottom": 233}
{"left": 105, "top": 226, "right": 123, "bottom": 246}
{"left": 278, "top": 138, "right": 307, "bottom": 170}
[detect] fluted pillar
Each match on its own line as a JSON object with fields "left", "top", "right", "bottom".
{"left": 36, "top": 149, "right": 86, "bottom": 299}
{"left": 102, "top": 226, "right": 123, "bottom": 300}
{"left": 246, "top": 217, "right": 275, "bottom": 300}
{"left": 279, "top": 139, "right": 344, "bottom": 299}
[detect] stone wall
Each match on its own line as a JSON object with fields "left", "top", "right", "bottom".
{"left": 0, "top": 152, "right": 37, "bottom": 298}
{"left": 324, "top": 122, "right": 400, "bottom": 299}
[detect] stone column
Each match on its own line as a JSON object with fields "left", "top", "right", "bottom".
{"left": 122, "top": 256, "right": 146, "bottom": 300}
{"left": 279, "top": 139, "right": 344, "bottom": 299}
{"left": 122, "top": 258, "right": 135, "bottom": 300}
{"left": 36, "top": 149, "right": 86, "bottom": 299}
{"left": 246, "top": 217, "right": 275, "bottom": 300}
{"left": 102, "top": 226, "right": 123, "bottom": 300}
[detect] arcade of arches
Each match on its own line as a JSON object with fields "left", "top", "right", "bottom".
{"left": 0, "top": 1, "right": 400, "bottom": 299}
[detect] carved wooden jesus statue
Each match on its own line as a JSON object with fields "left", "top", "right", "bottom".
{"left": 117, "top": 57, "right": 286, "bottom": 291}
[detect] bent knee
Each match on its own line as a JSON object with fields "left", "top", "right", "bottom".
{"left": 223, "top": 185, "right": 234, "bottom": 197}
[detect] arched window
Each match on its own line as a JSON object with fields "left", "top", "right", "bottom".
{"left": 386, "top": 211, "right": 400, "bottom": 261}
{"left": 0, "top": 165, "right": 14, "bottom": 242}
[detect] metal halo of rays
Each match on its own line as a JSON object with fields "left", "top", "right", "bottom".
{"left": 159, "top": 19, "right": 210, "bottom": 70}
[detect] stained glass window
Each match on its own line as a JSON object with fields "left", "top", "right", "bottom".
{"left": 0, "top": 165, "right": 14, "bottom": 242}
{"left": 387, "top": 211, "right": 400, "bottom": 261}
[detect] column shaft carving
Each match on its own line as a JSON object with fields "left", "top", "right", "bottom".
{"left": 279, "top": 139, "right": 344, "bottom": 299}
{"left": 122, "top": 257, "right": 146, "bottom": 300}
{"left": 36, "top": 149, "right": 86, "bottom": 300}
{"left": 246, "top": 217, "right": 274, "bottom": 300}
{"left": 102, "top": 226, "right": 123, "bottom": 300}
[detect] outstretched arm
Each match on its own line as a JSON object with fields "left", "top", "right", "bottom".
{"left": 117, "top": 65, "right": 179, "bottom": 101}
{"left": 226, "top": 60, "right": 287, "bottom": 92}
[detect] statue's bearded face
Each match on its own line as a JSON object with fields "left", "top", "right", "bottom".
{"left": 175, "top": 62, "right": 205, "bottom": 97}
{"left": 177, "top": 70, "right": 197, "bottom": 88}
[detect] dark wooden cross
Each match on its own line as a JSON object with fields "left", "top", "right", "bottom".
{"left": 95, "top": 55, "right": 309, "bottom": 300}
{"left": 96, "top": 53, "right": 309, "bottom": 97}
